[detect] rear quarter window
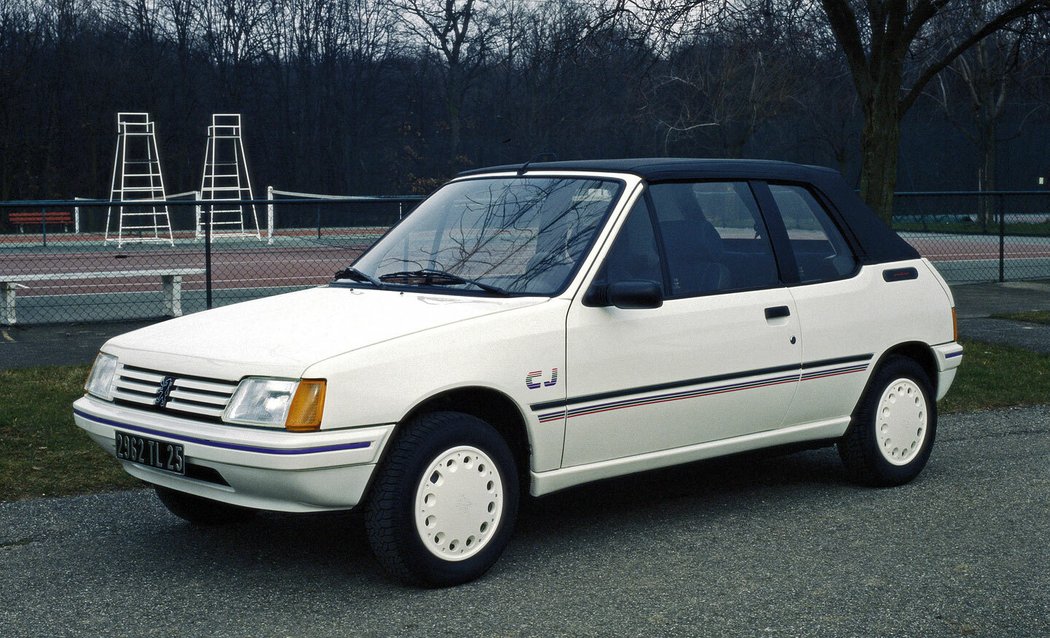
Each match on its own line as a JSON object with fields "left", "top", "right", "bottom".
{"left": 769, "top": 184, "right": 857, "bottom": 283}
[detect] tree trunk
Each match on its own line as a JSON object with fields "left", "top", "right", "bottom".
{"left": 858, "top": 101, "right": 901, "bottom": 227}
{"left": 447, "top": 63, "right": 465, "bottom": 163}
{"left": 978, "top": 119, "right": 997, "bottom": 231}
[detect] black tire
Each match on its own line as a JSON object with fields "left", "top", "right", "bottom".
{"left": 154, "top": 486, "right": 257, "bottom": 525}
{"left": 364, "top": 411, "right": 519, "bottom": 587}
{"left": 838, "top": 355, "right": 937, "bottom": 487}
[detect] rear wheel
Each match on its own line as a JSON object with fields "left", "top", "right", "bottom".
{"left": 838, "top": 356, "right": 936, "bottom": 487}
{"left": 154, "top": 486, "right": 257, "bottom": 525}
{"left": 365, "top": 411, "right": 519, "bottom": 587}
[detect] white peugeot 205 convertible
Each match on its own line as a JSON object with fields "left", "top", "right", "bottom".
{"left": 75, "top": 158, "right": 962, "bottom": 586}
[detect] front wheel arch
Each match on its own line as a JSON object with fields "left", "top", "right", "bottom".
{"left": 395, "top": 386, "right": 532, "bottom": 493}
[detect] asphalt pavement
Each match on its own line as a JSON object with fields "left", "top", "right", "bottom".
{"left": 1, "top": 404, "right": 1047, "bottom": 637}
{"left": 952, "top": 279, "right": 1050, "bottom": 353}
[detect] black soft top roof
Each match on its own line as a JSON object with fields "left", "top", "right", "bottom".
{"left": 458, "top": 157, "right": 828, "bottom": 182}
{"left": 457, "top": 158, "right": 917, "bottom": 264}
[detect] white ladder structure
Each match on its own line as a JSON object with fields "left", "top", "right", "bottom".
{"left": 197, "top": 114, "right": 260, "bottom": 239}
{"left": 106, "top": 112, "right": 174, "bottom": 247}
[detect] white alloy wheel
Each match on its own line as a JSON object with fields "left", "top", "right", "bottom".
{"left": 875, "top": 377, "right": 928, "bottom": 466}
{"left": 414, "top": 445, "right": 504, "bottom": 561}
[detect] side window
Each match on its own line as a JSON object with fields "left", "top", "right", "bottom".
{"left": 648, "top": 182, "right": 779, "bottom": 297}
{"left": 769, "top": 184, "right": 857, "bottom": 283}
{"left": 594, "top": 197, "right": 663, "bottom": 290}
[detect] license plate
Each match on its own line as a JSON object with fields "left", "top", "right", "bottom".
{"left": 114, "top": 431, "right": 185, "bottom": 475}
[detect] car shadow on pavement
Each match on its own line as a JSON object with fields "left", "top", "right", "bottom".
{"left": 127, "top": 446, "right": 852, "bottom": 586}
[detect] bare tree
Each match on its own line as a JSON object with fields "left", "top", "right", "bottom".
{"left": 819, "top": 0, "right": 1050, "bottom": 222}
{"left": 197, "top": 0, "right": 268, "bottom": 101}
{"left": 931, "top": 6, "right": 1044, "bottom": 200}
{"left": 393, "top": 0, "right": 492, "bottom": 165}
{"left": 0, "top": 0, "right": 47, "bottom": 198}
{"left": 649, "top": 34, "right": 798, "bottom": 157}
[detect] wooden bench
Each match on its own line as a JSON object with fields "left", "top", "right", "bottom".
{"left": 8, "top": 211, "right": 74, "bottom": 232}
{"left": 0, "top": 268, "right": 205, "bottom": 325}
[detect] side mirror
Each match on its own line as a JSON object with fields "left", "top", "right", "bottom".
{"left": 585, "top": 280, "right": 663, "bottom": 309}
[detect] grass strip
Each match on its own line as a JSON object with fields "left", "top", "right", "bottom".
{"left": 990, "top": 310, "right": 1050, "bottom": 326}
{"left": 938, "top": 340, "right": 1050, "bottom": 413}
{"left": 0, "top": 365, "right": 137, "bottom": 501}
{"left": 2, "top": 339, "right": 1049, "bottom": 501}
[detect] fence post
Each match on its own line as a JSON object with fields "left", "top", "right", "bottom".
{"left": 194, "top": 191, "right": 202, "bottom": 241}
{"left": 205, "top": 203, "right": 213, "bottom": 309}
{"left": 267, "top": 186, "right": 274, "bottom": 245}
{"left": 316, "top": 204, "right": 322, "bottom": 240}
{"left": 998, "top": 193, "right": 1005, "bottom": 283}
{"left": 40, "top": 205, "right": 47, "bottom": 247}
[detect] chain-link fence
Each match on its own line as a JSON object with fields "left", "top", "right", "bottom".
{"left": 0, "top": 196, "right": 421, "bottom": 325}
{"left": 892, "top": 191, "right": 1050, "bottom": 283}
{"left": 3, "top": 190, "right": 1049, "bottom": 325}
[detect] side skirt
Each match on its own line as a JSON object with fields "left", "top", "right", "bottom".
{"left": 529, "top": 417, "right": 851, "bottom": 497}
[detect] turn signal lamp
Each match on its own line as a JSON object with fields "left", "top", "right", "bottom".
{"left": 952, "top": 307, "right": 958, "bottom": 343}
{"left": 286, "top": 379, "right": 326, "bottom": 432}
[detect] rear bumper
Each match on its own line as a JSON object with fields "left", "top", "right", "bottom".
{"left": 73, "top": 395, "right": 394, "bottom": 512}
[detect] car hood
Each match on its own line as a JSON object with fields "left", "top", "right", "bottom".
{"left": 103, "top": 286, "right": 547, "bottom": 378}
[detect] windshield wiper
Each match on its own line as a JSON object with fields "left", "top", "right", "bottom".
{"left": 379, "top": 269, "right": 509, "bottom": 296}
{"left": 333, "top": 266, "right": 385, "bottom": 289}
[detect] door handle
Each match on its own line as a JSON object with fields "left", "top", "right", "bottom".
{"left": 764, "top": 305, "right": 791, "bottom": 320}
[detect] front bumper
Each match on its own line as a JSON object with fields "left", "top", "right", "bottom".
{"left": 73, "top": 395, "right": 395, "bottom": 512}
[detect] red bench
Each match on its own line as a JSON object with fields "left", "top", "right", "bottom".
{"left": 8, "top": 211, "right": 73, "bottom": 232}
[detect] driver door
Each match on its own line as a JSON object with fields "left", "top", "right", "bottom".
{"left": 561, "top": 182, "right": 802, "bottom": 467}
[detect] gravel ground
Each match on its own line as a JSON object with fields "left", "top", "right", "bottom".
{"left": 1, "top": 405, "right": 1048, "bottom": 638}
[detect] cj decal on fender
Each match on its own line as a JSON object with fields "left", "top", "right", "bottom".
{"left": 526, "top": 368, "right": 559, "bottom": 390}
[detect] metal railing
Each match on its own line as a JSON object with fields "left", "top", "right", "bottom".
{"left": 2, "top": 190, "right": 1048, "bottom": 325}
{"left": 0, "top": 196, "right": 422, "bottom": 325}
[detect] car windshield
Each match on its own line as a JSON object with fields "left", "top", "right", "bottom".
{"left": 348, "top": 176, "right": 623, "bottom": 296}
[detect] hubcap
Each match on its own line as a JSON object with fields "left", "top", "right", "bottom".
{"left": 414, "top": 445, "right": 503, "bottom": 561}
{"left": 876, "top": 377, "right": 928, "bottom": 466}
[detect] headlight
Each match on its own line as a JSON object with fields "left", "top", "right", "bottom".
{"left": 223, "top": 378, "right": 326, "bottom": 431}
{"left": 85, "top": 353, "right": 119, "bottom": 401}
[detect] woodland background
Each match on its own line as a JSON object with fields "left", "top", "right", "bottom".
{"left": 2, "top": 0, "right": 1049, "bottom": 208}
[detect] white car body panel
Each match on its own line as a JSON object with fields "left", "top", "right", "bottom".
{"left": 561, "top": 288, "right": 801, "bottom": 466}
{"left": 102, "top": 286, "right": 549, "bottom": 382}
{"left": 303, "top": 294, "right": 570, "bottom": 471}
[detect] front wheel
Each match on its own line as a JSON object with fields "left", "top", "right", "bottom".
{"left": 364, "top": 411, "right": 519, "bottom": 586}
{"left": 838, "top": 356, "right": 937, "bottom": 487}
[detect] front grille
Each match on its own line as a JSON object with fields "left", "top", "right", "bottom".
{"left": 112, "top": 364, "right": 239, "bottom": 421}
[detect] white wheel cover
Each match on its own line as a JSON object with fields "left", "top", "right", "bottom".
{"left": 414, "top": 445, "right": 504, "bottom": 561}
{"left": 876, "top": 377, "right": 929, "bottom": 466}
